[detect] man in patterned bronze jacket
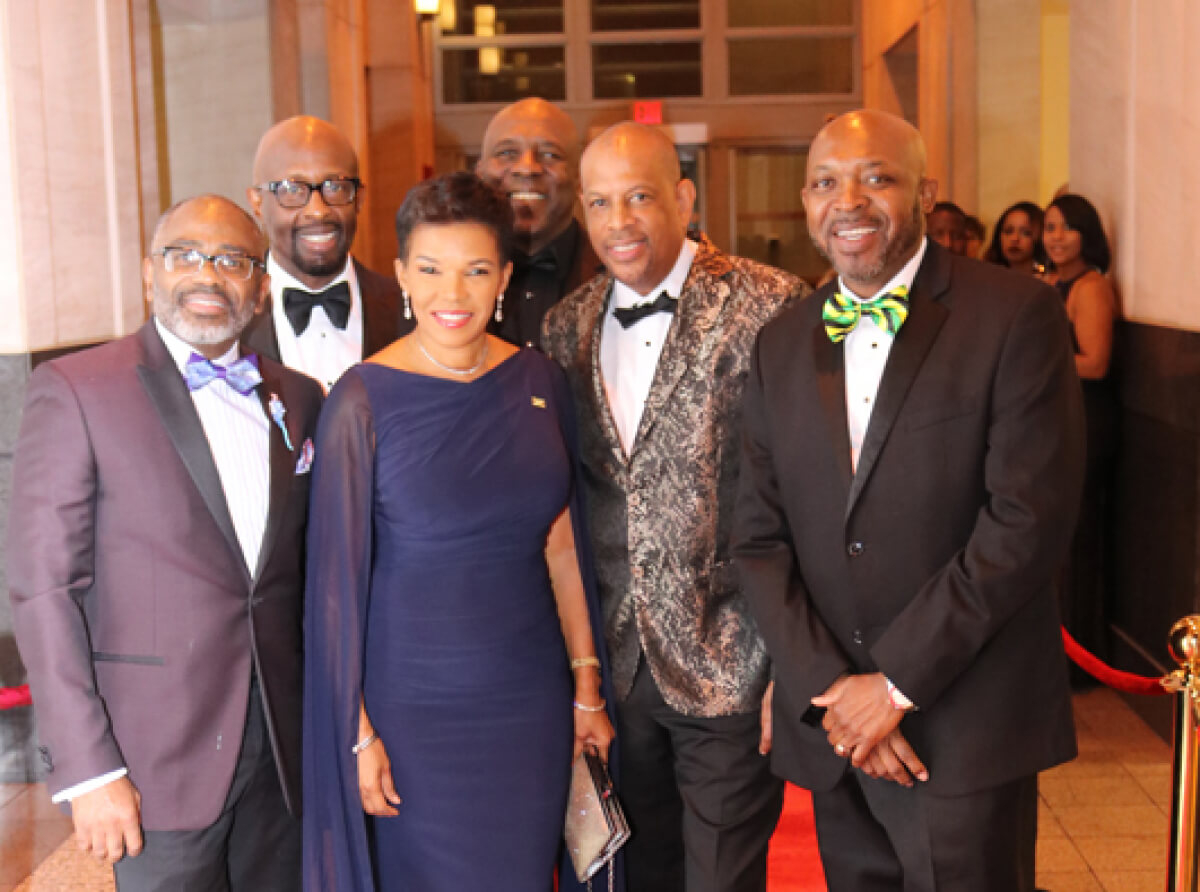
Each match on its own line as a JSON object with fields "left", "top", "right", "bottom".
{"left": 543, "top": 122, "right": 809, "bottom": 892}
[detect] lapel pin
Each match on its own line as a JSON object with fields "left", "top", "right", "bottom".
{"left": 268, "top": 393, "right": 294, "bottom": 450}
{"left": 531, "top": 396, "right": 547, "bottom": 409}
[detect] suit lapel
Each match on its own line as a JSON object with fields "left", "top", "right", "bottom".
{"left": 252, "top": 364, "right": 296, "bottom": 583}
{"left": 240, "top": 308, "right": 282, "bottom": 363}
{"left": 586, "top": 278, "right": 628, "bottom": 464}
{"left": 628, "top": 244, "right": 732, "bottom": 455}
{"left": 135, "top": 324, "right": 248, "bottom": 577}
{"left": 846, "top": 248, "right": 951, "bottom": 516}
{"left": 811, "top": 311, "right": 854, "bottom": 492}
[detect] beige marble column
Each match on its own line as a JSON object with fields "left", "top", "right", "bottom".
{"left": 1, "top": 0, "right": 150, "bottom": 355}
{"left": 326, "top": 0, "right": 435, "bottom": 275}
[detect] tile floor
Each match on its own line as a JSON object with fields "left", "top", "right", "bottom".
{"left": 0, "top": 687, "right": 1176, "bottom": 891}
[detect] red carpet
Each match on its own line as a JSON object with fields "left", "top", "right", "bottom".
{"left": 768, "top": 783, "right": 827, "bottom": 890}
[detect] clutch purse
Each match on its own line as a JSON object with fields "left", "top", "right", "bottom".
{"left": 563, "top": 747, "right": 631, "bottom": 887}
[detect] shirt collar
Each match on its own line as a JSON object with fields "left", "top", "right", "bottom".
{"left": 515, "top": 219, "right": 580, "bottom": 280}
{"left": 266, "top": 254, "right": 355, "bottom": 298}
{"left": 154, "top": 317, "right": 240, "bottom": 373}
{"left": 611, "top": 238, "right": 698, "bottom": 310}
{"left": 837, "top": 237, "right": 928, "bottom": 303}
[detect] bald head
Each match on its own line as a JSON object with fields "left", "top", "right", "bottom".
{"left": 579, "top": 122, "right": 695, "bottom": 296}
{"left": 802, "top": 109, "right": 938, "bottom": 297}
{"left": 477, "top": 99, "right": 581, "bottom": 255}
{"left": 143, "top": 194, "right": 269, "bottom": 358}
{"left": 247, "top": 116, "right": 361, "bottom": 289}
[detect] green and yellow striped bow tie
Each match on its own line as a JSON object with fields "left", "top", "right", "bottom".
{"left": 822, "top": 285, "right": 910, "bottom": 343}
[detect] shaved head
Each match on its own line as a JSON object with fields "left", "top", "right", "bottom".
{"left": 151, "top": 195, "right": 265, "bottom": 256}
{"left": 802, "top": 109, "right": 937, "bottom": 296}
{"left": 247, "top": 116, "right": 361, "bottom": 289}
{"left": 251, "top": 115, "right": 358, "bottom": 184}
{"left": 477, "top": 98, "right": 581, "bottom": 254}
{"left": 579, "top": 121, "right": 695, "bottom": 296}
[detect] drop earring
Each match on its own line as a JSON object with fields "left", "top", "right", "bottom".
{"left": 403, "top": 290, "right": 412, "bottom": 320}
{"left": 494, "top": 293, "right": 504, "bottom": 323}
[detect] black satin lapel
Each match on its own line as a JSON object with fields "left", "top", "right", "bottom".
{"left": 252, "top": 368, "right": 296, "bottom": 583}
{"left": 590, "top": 280, "right": 628, "bottom": 462}
{"left": 135, "top": 333, "right": 246, "bottom": 576}
{"left": 846, "top": 293, "right": 949, "bottom": 516}
{"left": 813, "top": 325, "right": 854, "bottom": 491}
{"left": 630, "top": 270, "right": 729, "bottom": 454}
{"left": 240, "top": 310, "right": 282, "bottom": 363}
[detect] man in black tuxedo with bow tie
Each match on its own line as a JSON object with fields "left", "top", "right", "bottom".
{"left": 243, "top": 115, "right": 411, "bottom": 391}
{"left": 733, "top": 109, "right": 1084, "bottom": 891}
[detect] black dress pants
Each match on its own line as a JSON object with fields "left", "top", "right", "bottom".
{"left": 811, "top": 768, "right": 1038, "bottom": 892}
{"left": 113, "top": 676, "right": 300, "bottom": 892}
{"left": 616, "top": 659, "right": 783, "bottom": 892}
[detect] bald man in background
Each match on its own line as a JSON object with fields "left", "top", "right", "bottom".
{"left": 544, "top": 122, "right": 808, "bottom": 892}
{"left": 244, "top": 115, "right": 411, "bottom": 391}
{"left": 733, "top": 109, "right": 1083, "bottom": 891}
{"left": 477, "top": 98, "right": 599, "bottom": 348}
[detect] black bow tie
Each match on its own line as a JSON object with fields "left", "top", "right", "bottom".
{"left": 282, "top": 282, "right": 351, "bottom": 334}
{"left": 613, "top": 291, "right": 676, "bottom": 329}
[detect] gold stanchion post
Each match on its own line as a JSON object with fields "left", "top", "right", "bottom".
{"left": 1166, "top": 616, "right": 1200, "bottom": 891}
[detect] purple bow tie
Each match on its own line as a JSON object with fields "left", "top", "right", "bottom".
{"left": 184, "top": 352, "right": 262, "bottom": 395}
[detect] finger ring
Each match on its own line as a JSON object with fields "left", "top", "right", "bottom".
{"left": 835, "top": 743, "right": 847, "bottom": 756}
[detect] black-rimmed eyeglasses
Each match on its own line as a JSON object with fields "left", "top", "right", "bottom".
{"left": 255, "top": 177, "right": 363, "bottom": 209}
{"left": 152, "top": 247, "right": 265, "bottom": 281}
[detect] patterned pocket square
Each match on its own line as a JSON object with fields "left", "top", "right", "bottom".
{"left": 295, "top": 438, "right": 314, "bottom": 475}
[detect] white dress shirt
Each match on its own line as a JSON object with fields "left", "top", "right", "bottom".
{"left": 842, "top": 238, "right": 928, "bottom": 470}
{"left": 600, "top": 239, "right": 698, "bottom": 454}
{"left": 54, "top": 322, "right": 272, "bottom": 803}
{"left": 839, "top": 238, "right": 927, "bottom": 711}
{"left": 268, "top": 255, "right": 363, "bottom": 393}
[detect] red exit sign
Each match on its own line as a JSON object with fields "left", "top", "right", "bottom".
{"left": 633, "top": 101, "right": 663, "bottom": 125}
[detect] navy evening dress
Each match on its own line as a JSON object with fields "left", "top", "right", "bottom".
{"left": 302, "top": 349, "right": 614, "bottom": 891}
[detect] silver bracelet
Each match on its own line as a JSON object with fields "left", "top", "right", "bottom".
{"left": 573, "top": 699, "right": 607, "bottom": 713}
{"left": 351, "top": 732, "right": 379, "bottom": 755}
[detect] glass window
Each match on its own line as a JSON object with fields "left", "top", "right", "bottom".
{"left": 728, "top": 36, "right": 854, "bottom": 96}
{"left": 735, "top": 148, "right": 828, "bottom": 283}
{"left": 592, "top": 42, "right": 701, "bottom": 99}
{"left": 591, "top": 0, "right": 700, "bottom": 32}
{"left": 728, "top": 0, "right": 853, "bottom": 29}
{"left": 438, "top": 0, "right": 564, "bottom": 37}
{"left": 442, "top": 45, "right": 566, "bottom": 104}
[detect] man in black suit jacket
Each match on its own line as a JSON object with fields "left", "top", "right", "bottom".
{"left": 244, "top": 115, "right": 411, "bottom": 391}
{"left": 9, "top": 196, "right": 323, "bottom": 890}
{"left": 732, "top": 110, "right": 1084, "bottom": 891}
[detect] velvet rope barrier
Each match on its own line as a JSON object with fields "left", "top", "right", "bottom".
{"left": 1061, "top": 627, "right": 1167, "bottom": 697}
{"left": 0, "top": 684, "right": 32, "bottom": 711}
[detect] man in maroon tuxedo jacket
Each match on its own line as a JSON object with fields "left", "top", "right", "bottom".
{"left": 733, "top": 110, "right": 1085, "bottom": 890}
{"left": 8, "top": 195, "right": 323, "bottom": 891}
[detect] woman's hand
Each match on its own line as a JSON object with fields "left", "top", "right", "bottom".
{"left": 357, "top": 735, "right": 402, "bottom": 817}
{"left": 574, "top": 705, "right": 615, "bottom": 764}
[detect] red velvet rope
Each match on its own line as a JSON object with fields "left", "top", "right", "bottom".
{"left": 1061, "top": 627, "right": 1168, "bottom": 696}
{"left": 0, "top": 632, "right": 1174, "bottom": 710}
{"left": 0, "top": 684, "right": 31, "bottom": 711}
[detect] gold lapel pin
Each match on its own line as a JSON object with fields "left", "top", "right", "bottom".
{"left": 531, "top": 396, "right": 547, "bottom": 409}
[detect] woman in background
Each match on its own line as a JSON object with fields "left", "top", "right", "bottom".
{"left": 1043, "top": 192, "right": 1118, "bottom": 674}
{"left": 302, "top": 172, "right": 615, "bottom": 891}
{"left": 984, "top": 200, "right": 1048, "bottom": 276}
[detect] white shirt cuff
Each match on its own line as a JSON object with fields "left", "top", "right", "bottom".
{"left": 52, "top": 768, "right": 129, "bottom": 803}
{"left": 885, "top": 678, "right": 916, "bottom": 711}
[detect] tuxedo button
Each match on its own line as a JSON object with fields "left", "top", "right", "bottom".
{"left": 852, "top": 629, "right": 864, "bottom": 646}
{"left": 847, "top": 541, "right": 864, "bottom": 557}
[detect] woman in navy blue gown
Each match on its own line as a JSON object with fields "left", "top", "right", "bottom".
{"left": 302, "top": 172, "right": 615, "bottom": 891}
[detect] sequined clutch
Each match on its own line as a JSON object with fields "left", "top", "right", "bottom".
{"left": 563, "top": 748, "right": 631, "bottom": 883}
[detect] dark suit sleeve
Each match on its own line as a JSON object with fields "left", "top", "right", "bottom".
{"left": 732, "top": 333, "right": 852, "bottom": 713}
{"left": 871, "top": 287, "right": 1085, "bottom": 709}
{"left": 7, "top": 364, "right": 125, "bottom": 793}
